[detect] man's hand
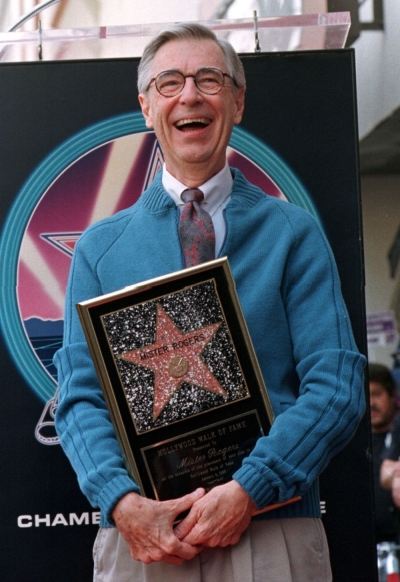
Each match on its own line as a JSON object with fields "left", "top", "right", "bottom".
{"left": 393, "top": 470, "right": 400, "bottom": 508}
{"left": 111, "top": 488, "right": 205, "bottom": 565}
{"left": 174, "top": 480, "right": 256, "bottom": 547}
{"left": 380, "top": 459, "right": 400, "bottom": 508}
{"left": 381, "top": 459, "right": 397, "bottom": 490}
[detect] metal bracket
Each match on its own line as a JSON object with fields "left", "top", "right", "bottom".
{"left": 38, "top": 19, "right": 43, "bottom": 60}
{"left": 8, "top": 0, "right": 62, "bottom": 32}
{"left": 253, "top": 10, "right": 261, "bottom": 53}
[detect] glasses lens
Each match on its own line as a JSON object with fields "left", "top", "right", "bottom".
{"left": 155, "top": 71, "right": 184, "bottom": 96}
{"left": 196, "top": 68, "right": 224, "bottom": 94}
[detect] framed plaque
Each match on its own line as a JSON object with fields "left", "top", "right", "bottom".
{"left": 77, "top": 257, "right": 274, "bottom": 501}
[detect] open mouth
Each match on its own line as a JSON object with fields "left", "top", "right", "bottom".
{"left": 175, "top": 118, "right": 211, "bottom": 132}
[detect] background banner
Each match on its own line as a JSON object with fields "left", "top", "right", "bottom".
{"left": 0, "top": 51, "right": 375, "bottom": 581}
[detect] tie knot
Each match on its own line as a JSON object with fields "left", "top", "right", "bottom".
{"left": 181, "top": 188, "right": 204, "bottom": 204}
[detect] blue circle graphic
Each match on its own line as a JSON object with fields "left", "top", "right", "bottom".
{"left": 0, "top": 111, "right": 318, "bottom": 402}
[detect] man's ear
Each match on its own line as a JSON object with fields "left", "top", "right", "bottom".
{"left": 138, "top": 93, "right": 154, "bottom": 128}
{"left": 233, "top": 87, "right": 245, "bottom": 125}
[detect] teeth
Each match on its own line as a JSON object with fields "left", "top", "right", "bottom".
{"left": 175, "top": 118, "right": 210, "bottom": 127}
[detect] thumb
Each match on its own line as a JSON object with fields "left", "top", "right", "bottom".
{"left": 170, "top": 488, "right": 204, "bottom": 537}
{"left": 173, "top": 488, "right": 204, "bottom": 539}
{"left": 171, "top": 487, "right": 204, "bottom": 514}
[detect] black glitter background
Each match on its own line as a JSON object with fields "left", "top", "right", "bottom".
{"left": 102, "top": 280, "right": 249, "bottom": 433}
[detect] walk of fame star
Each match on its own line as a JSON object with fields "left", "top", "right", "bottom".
{"left": 118, "top": 303, "right": 227, "bottom": 420}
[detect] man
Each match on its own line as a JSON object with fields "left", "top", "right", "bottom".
{"left": 376, "top": 364, "right": 400, "bottom": 516}
{"left": 54, "top": 23, "right": 366, "bottom": 581}
{"left": 368, "top": 362, "right": 399, "bottom": 543}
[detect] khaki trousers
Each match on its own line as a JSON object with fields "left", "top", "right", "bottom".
{"left": 93, "top": 518, "right": 332, "bottom": 582}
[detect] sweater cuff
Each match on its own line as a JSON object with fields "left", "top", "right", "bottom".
{"left": 98, "top": 474, "right": 140, "bottom": 526}
{"left": 233, "top": 465, "right": 275, "bottom": 509}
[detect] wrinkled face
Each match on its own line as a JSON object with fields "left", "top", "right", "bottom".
{"left": 139, "top": 39, "right": 245, "bottom": 184}
{"left": 369, "top": 381, "right": 397, "bottom": 433}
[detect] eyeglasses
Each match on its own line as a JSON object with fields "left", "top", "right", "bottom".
{"left": 147, "top": 67, "right": 237, "bottom": 97}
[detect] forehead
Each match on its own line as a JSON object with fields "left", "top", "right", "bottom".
{"left": 369, "top": 381, "right": 390, "bottom": 397}
{"left": 151, "top": 38, "right": 228, "bottom": 74}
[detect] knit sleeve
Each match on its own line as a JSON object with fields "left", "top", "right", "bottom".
{"left": 54, "top": 234, "right": 139, "bottom": 526}
{"left": 233, "top": 207, "right": 366, "bottom": 510}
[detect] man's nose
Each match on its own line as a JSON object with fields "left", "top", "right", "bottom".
{"left": 179, "top": 77, "right": 203, "bottom": 102}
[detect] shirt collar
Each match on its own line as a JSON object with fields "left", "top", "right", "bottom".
{"left": 162, "top": 163, "right": 233, "bottom": 217}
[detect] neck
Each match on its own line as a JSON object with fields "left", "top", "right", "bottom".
{"left": 165, "top": 160, "right": 226, "bottom": 189}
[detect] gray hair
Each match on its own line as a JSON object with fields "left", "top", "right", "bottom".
{"left": 137, "top": 22, "right": 246, "bottom": 94}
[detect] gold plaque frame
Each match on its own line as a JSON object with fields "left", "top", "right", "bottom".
{"left": 77, "top": 257, "right": 274, "bottom": 501}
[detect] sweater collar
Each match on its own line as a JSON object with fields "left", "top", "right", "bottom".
{"left": 140, "top": 167, "right": 266, "bottom": 213}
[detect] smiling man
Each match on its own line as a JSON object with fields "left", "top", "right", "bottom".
{"left": 54, "top": 23, "right": 366, "bottom": 582}
{"left": 138, "top": 36, "right": 244, "bottom": 186}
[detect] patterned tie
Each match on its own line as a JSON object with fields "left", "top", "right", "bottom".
{"left": 179, "top": 188, "right": 216, "bottom": 267}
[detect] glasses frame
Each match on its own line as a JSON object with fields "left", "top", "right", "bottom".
{"left": 146, "top": 67, "right": 237, "bottom": 97}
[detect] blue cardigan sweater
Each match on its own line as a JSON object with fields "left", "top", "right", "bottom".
{"left": 54, "top": 168, "right": 366, "bottom": 527}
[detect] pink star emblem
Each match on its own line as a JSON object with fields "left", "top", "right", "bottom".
{"left": 119, "top": 304, "right": 227, "bottom": 420}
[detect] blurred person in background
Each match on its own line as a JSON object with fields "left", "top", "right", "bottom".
{"left": 369, "top": 362, "right": 400, "bottom": 544}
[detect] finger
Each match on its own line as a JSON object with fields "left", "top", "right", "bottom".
{"left": 172, "top": 490, "right": 207, "bottom": 540}
{"left": 173, "top": 509, "right": 199, "bottom": 540}
{"left": 169, "top": 487, "right": 205, "bottom": 518}
{"left": 141, "top": 547, "right": 189, "bottom": 566}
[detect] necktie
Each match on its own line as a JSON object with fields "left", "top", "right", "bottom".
{"left": 179, "top": 188, "right": 216, "bottom": 267}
